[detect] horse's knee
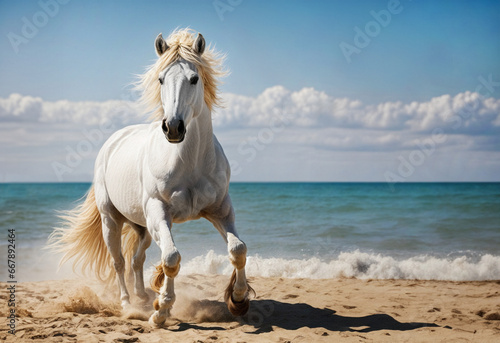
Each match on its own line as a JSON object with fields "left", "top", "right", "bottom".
{"left": 132, "top": 255, "right": 145, "bottom": 272}
{"left": 113, "top": 256, "right": 126, "bottom": 274}
{"left": 132, "top": 234, "right": 152, "bottom": 271}
{"left": 228, "top": 239, "right": 247, "bottom": 270}
{"left": 162, "top": 249, "right": 181, "bottom": 277}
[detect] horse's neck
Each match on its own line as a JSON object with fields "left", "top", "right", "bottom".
{"left": 176, "top": 106, "right": 215, "bottom": 169}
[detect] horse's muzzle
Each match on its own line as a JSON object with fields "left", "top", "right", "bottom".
{"left": 162, "top": 118, "right": 185, "bottom": 143}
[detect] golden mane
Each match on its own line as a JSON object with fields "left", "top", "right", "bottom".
{"left": 136, "top": 28, "right": 227, "bottom": 121}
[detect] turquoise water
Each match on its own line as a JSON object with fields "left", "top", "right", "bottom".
{"left": 1, "top": 182, "right": 499, "bottom": 281}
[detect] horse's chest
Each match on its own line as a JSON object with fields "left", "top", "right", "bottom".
{"left": 168, "top": 182, "right": 219, "bottom": 222}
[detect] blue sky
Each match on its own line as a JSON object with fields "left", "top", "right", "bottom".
{"left": 1, "top": 0, "right": 500, "bottom": 182}
{"left": 2, "top": 0, "right": 499, "bottom": 103}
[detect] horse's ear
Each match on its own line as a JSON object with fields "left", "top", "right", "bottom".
{"left": 155, "top": 33, "right": 169, "bottom": 57}
{"left": 193, "top": 33, "right": 205, "bottom": 55}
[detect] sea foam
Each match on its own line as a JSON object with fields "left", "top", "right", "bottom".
{"left": 153, "top": 250, "right": 500, "bottom": 281}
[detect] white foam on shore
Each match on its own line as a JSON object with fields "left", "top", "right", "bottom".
{"left": 159, "top": 250, "right": 500, "bottom": 281}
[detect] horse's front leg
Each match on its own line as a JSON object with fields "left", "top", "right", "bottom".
{"left": 225, "top": 229, "right": 252, "bottom": 316}
{"left": 146, "top": 200, "right": 181, "bottom": 327}
{"left": 206, "top": 196, "right": 252, "bottom": 316}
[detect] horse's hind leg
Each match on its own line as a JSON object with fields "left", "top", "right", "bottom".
{"left": 129, "top": 223, "right": 152, "bottom": 302}
{"left": 101, "top": 211, "right": 130, "bottom": 308}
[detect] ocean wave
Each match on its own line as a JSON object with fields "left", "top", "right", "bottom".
{"left": 150, "top": 250, "right": 500, "bottom": 281}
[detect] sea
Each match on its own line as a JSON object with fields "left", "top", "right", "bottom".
{"left": 1, "top": 182, "right": 499, "bottom": 282}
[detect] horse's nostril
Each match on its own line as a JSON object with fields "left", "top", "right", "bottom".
{"left": 161, "top": 119, "right": 168, "bottom": 133}
{"left": 178, "top": 120, "right": 185, "bottom": 134}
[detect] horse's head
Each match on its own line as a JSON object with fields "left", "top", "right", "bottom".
{"left": 154, "top": 33, "right": 206, "bottom": 143}
{"left": 137, "top": 29, "right": 224, "bottom": 141}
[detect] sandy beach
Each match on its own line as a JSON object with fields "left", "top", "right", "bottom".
{"left": 1, "top": 275, "right": 499, "bottom": 342}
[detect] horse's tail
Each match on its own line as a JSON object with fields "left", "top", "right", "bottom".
{"left": 48, "top": 185, "right": 138, "bottom": 284}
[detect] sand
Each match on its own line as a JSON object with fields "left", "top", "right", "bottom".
{"left": 1, "top": 275, "right": 499, "bottom": 342}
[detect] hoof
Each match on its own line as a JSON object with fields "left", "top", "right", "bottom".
{"left": 226, "top": 295, "right": 250, "bottom": 316}
{"left": 149, "top": 310, "right": 167, "bottom": 328}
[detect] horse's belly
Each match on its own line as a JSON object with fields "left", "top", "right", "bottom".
{"left": 107, "top": 185, "right": 146, "bottom": 226}
{"left": 97, "top": 125, "right": 150, "bottom": 227}
{"left": 106, "top": 167, "right": 146, "bottom": 226}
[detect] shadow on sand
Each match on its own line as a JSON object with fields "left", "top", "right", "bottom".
{"left": 241, "top": 299, "right": 440, "bottom": 334}
{"left": 167, "top": 298, "right": 440, "bottom": 334}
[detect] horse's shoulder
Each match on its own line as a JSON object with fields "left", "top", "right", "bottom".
{"left": 212, "top": 134, "right": 229, "bottom": 163}
{"left": 103, "top": 123, "right": 150, "bottom": 145}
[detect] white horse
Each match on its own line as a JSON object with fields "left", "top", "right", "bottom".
{"left": 49, "top": 29, "right": 252, "bottom": 326}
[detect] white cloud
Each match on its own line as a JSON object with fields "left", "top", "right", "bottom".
{"left": 0, "top": 88, "right": 499, "bottom": 182}
{"left": 0, "top": 93, "right": 144, "bottom": 126}
{"left": 3, "top": 89, "right": 499, "bottom": 136}
{"left": 214, "top": 87, "right": 500, "bottom": 136}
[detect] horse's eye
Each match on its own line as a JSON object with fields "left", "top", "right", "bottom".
{"left": 159, "top": 78, "right": 163, "bottom": 85}
{"left": 190, "top": 75, "right": 199, "bottom": 85}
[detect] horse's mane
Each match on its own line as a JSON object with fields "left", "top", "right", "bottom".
{"left": 136, "top": 28, "right": 227, "bottom": 121}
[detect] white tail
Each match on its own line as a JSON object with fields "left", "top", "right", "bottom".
{"left": 48, "top": 185, "right": 138, "bottom": 284}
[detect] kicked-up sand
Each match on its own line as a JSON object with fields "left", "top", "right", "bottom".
{"left": 1, "top": 275, "right": 500, "bottom": 342}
